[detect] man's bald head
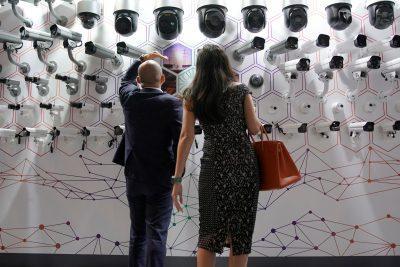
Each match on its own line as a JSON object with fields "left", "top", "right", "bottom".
{"left": 137, "top": 60, "right": 165, "bottom": 88}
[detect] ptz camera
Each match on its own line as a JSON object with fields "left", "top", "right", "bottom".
{"left": 197, "top": 0, "right": 228, "bottom": 38}
{"left": 366, "top": 0, "right": 396, "bottom": 30}
{"left": 241, "top": 0, "right": 267, "bottom": 33}
{"left": 77, "top": 0, "right": 101, "bottom": 29}
{"left": 154, "top": 0, "right": 184, "bottom": 40}
{"left": 114, "top": 0, "right": 139, "bottom": 37}
{"left": 282, "top": 0, "right": 309, "bottom": 32}
{"left": 325, "top": 0, "right": 352, "bottom": 31}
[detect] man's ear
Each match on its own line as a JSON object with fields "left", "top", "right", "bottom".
{"left": 160, "top": 74, "right": 166, "bottom": 85}
{"left": 136, "top": 76, "right": 141, "bottom": 85}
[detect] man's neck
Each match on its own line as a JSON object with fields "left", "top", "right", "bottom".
{"left": 142, "top": 84, "right": 162, "bottom": 90}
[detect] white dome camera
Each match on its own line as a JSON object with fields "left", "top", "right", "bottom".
{"left": 77, "top": 0, "right": 101, "bottom": 29}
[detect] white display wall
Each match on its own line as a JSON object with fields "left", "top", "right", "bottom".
{"left": 0, "top": 0, "right": 400, "bottom": 257}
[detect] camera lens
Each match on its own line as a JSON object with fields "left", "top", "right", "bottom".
{"left": 367, "top": 56, "right": 381, "bottom": 69}
{"left": 243, "top": 7, "right": 266, "bottom": 33}
{"left": 363, "top": 122, "right": 375, "bottom": 132}
{"left": 326, "top": 3, "right": 352, "bottom": 31}
{"left": 115, "top": 14, "right": 137, "bottom": 36}
{"left": 354, "top": 35, "right": 367, "bottom": 48}
{"left": 249, "top": 74, "right": 264, "bottom": 88}
{"left": 285, "top": 6, "right": 308, "bottom": 32}
{"left": 296, "top": 58, "right": 310, "bottom": 71}
{"left": 253, "top": 36, "right": 265, "bottom": 50}
{"left": 159, "top": 11, "right": 177, "bottom": 34}
{"left": 79, "top": 14, "right": 97, "bottom": 29}
{"left": 367, "top": 1, "right": 395, "bottom": 30}
{"left": 205, "top": 9, "right": 225, "bottom": 33}
{"left": 329, "top": 56, "right": 344, "bottom": 69}
{"left": 286, "top": 37, "right": 299, "bottom": 50}
{"left": 85, "top": 42, "right": 96, "bottom": 55}
{"left": 316, "top": 34, "right": 330, "bottom": 48}
{"left": 390, "top": 35, "right": 400, "bottom": 48}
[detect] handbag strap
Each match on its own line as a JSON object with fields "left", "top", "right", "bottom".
{"left": 249, "top": 125, "right": 270, "bottom": 143}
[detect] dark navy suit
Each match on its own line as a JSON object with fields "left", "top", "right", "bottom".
{"left": 116, "top": 60, "right": 182, "bottom": 267}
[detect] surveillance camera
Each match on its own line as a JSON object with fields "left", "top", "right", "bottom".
{"left": 241, "top": 0, "right": 267, "bottom": 33}
{"left": 315, "top": 121, "right": 340, "bottom": 138}
{"left": 325, "top": 0, "right": 352, "bottom": 31}
{"left": 114, "top": 0, "right": 139, "bottom": 37}
{"left": 50, "top": 24, "right": 82, "bottom": 42}
{"left": 55, "top": 74, "right": 79, "bottom": 95}
{"left": 233, "top": 36, "right": 265, "bottom": 62}
{"left": 348, "top": 121, "right": 375, "bottom": 138}
{"left": 0, "top": 30, "right": 23, "bottom": 45}
{"left": 39, "top": 103, "right": 64, "bottom": 111}
{"left": 81, "top": 126, "right": 108, "bottom": 137}
{"left": 381, "top": 58, "right": 400, "bottom": 82}
{"left": 334, "top": 34, "right": 367, "bottom": 54}
{"left": 277, "top": 122, "right": 308, "bottom": 135}
{"left": 25, "top": 76, "right": 49, "bottom": 96}
{"left": 114, "top": 125, "right": 125, "bottom": 136}
{"left": 77, "top": 0, "right": 101, "bottom": 29}
{"left": 8, "top": 0, "right": 36, "bottom": 27}
{"left": 0, "top": 30, "right": 31, "bottom": 74}
{"left": 84, "top": 74, "right": 108, "bottom": 94}
{"left": 380, "top": 121, "right": 400, "bottom": 138}
{"left": 350, "top": 55, "right": 381, "bottom": 73}
{"left": 265, "top": 36, "right": 298, "bottom": 64}
{"left": 154, "top": 0, "right": 184, "bottom": 40}
{"left": 197, "top": 0, "right": 228, "bottom": 38}
{"left": 0, "top": 128, "right": 17, "bottom": 138}
{"left": 282, "top": 0, "right": 308, "bottom": 32}
{"left": 116, "top": 42, "right": 146, "bottom": 59}
{"left": 44, "top": 0, "right": 74, "bottom": 26}
{"left": 0, "top": 0, "right": 7, "bottom": 6}
{"left": 301, "top": 34, "right": 330, "bottom": 54}
{"left": 279, "top": 58, "right": 310, "bottom": 73}
{"left": 57, "top": 127, "right": 80, "bottom": 138}
{"left": 0, "top": 78, "right": 21, "bottom": 97}
{"left": 366, "top": 0, "right": 395, "bottom": 30}
{"left": 367, "top": 35, "right": 400, "bottom": 54}
{"left": 22, "top": 127, "right": 49, "bottom": 138}
{"left": 20, "top": 27, "right": 53, "bottom": 43}
{"left": 85, "top": 41, "right": 123, "bottom": 67}
{"left": 249, "top": 74, "right": 264, "bottom": 88}
{"left": 70, "top": 101, "right": 96, "bottom": 112}
{"left": 314, "top": 56, "right": 344, "bottom": 80}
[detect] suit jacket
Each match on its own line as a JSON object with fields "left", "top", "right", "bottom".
{"left": 114, "top": 60, "right": 183, "bottom": 194}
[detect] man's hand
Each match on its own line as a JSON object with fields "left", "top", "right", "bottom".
{"left": 143, "top": 51, "right": 169, "bottom": 61}
{"left": 172, "top": 183, "right": 183, "bottom": 213}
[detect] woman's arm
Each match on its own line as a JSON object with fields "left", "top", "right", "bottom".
{"left": 172, "top": 103, "right": 196, "bottom": 212}
{"left": 244, "top": 94, "right": 263, "bottom": 135}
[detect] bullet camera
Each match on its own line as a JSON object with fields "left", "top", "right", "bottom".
{"left": 265, "top": 36, "right": 298, "bottom": 64}
{"left": 334, "top": 34, "right": 367, "bottom": 54}
{"left": 279, "top": 58, "right": 310, "bottom": 73}
{"left": 367, "top": 35, "right": 400, "bottom": 54}
{"left": 0, "top": 78, "right": 21, "bottom": 97}
{"left": 50, "top": 24, "right": 82, "bottom": 42}
{"left": 282, "top": 0, "right": 308, "bottom": 32}
{"left": 350, "top": 55, "right": 381, "bottom": 72}
{"left": 197, "top": 0, "right": 228, "bottom": 38}
{"left": 277, "top": 122, "right": 308, "bottom": 136}
{"left": 233, "top": 36, "right": 265, "bottom": 62}
{"left": 241, "top": 0, "right": 267, "bottom": 33}
{"left": 325, "top": 0, "right": 352, "bottom": 31}
{"left": 116, "top": 42, "right": 146, "bottom": 59}
{"left": 381, "top": 58, "right": 400, "bottom": 82}
{"left": 20, "top": 27, "right": 52, "bottom": 43}
{"left": 301, "top": 34, "right": 330, "bottom": 54}
{"left": 366, "top": 0, "right": 395, "bottom": 30}
{"left": 55, "top": 74, "right": 79, "bottom": 95}
{"left": 114, "top": 0, "right": 139, "bottom": 37}
{"left": 25, "top": 76, "right": 49, "bottom": 96}
{"left": 0, "top": 30, "right": 31, "bottom": 74}
{"left": 348, "top": 121, "right": 374, "bottom": 138}
{"left": 77, "top": 0, "right": 101, "bottom": 29}
{"left": 380, "top": 121, "right": 400, "bottom": 138}
{"left": 154, "top": 0, "right": 184, "bottom": 40}
{"left": 85, "top": 41, "right": 123, "bottom": 67}
{"left": 314, "top": 56, "right": 344, "bottom": 79}
{"left": 84, "top": 74, "right": 108, "bottom": 94}
{"left": 315, "top": 121, "right": 340, "bottom": 139}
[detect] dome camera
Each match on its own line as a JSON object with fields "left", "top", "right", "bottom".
{"left": 197, "top": 0, "right": 228, "bottom": 38}
{"left": 114, "top": 0, "right": 139, "bottom": 36}
{"left": 77, "top": 0, "right": 101, "bottom": 29}
{"left": 242, "top": 0, "right": 267, "bottom": 33}
{"left": 365, "top": 0, "right": 395, "bottom": 30}
{"left": 325, "top": 0, "right": 352, "bottom": 31}
{"left": 153, "top": 0, "right": 184, "bottom": 40}
{"left": 282, "top": 0, "right": 309, "bottom": 32}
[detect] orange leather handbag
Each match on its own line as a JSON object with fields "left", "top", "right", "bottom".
{"left": 250, "top": 127, "right": 301, "bottom": 191}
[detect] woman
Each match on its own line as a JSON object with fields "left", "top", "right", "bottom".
{"left": 172, "top": 44, "right": 262, "bottom": 267}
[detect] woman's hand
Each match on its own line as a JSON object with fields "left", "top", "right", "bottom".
{"left": 172, "top": 183, "right": 183, "bottom": 213}
{"left": 143, "top": 51, "right": 169, "bottom": 61}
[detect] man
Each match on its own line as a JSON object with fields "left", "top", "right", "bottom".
{"left": 115, "top": 52, "right": 183, "bottom": 267}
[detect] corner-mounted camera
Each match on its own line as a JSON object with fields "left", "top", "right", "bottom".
{"left": 325, "top": 0, "right": 352, "bottom": 31}
{"left": 153, "top": 0, "right": 184, "bottom": 40}
{"left": 114, "top": 0, "right": 139, "bottom": 37}
{"left": 282, "top": 0, "right": 309, "bottom": 32}
{"left": 77, "top": 0, "right": 101, "bottom": 29}
{"left": 197, "top": 0, "right": 228, "bottom": 38}
{"left": 366, "top": 0, "right": 395, "bottom": 30}
{"left": 242, "top": 0, "right": 267, "bottom": 33}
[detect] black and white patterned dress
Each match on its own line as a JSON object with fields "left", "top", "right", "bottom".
{"left": 197, "top": 84, "right": 259, "bottom": 256}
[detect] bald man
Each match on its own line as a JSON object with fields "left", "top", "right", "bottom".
{"left": 116, "top": 53, "right": 182, "bottom": 267}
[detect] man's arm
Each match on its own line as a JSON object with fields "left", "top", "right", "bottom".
{"left": 119, "top": 60, "right": 142, "bottom": 104}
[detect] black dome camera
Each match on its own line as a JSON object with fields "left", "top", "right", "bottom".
{"left": 114, "top": 0, "right": 139, "bottom": 36}
{"left": 282, "top": 0, "right": 309, "bottom": 32}
{"left": 242, "top": 0, "right": 268, "bottom": 33}
{"left": 325, "top": 0, "right": 352, "bottom": 31}
{"left": 197, "top": 0, "right": 228, "bottom": 38}
{"left": 366, "top": 0, "right": 395, "bottom": 30}
{"left": 154, "top": 0, "right": 184, "bottom": 40}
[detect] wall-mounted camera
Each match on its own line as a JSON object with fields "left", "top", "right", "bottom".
{"left": 265, "top": 36, "right": 298, "bottom": 65}
{"left": 348, "top": 121, "right": 374, "bottom": 140}
{"left": 315, "top": 121, "right": 340, "bottom": 139}
{"left": 44, "top": 0, "right": 76, "bottom": 26}
{"left": 278, "top": 57, "right": 310, "bottom": 100}
{"left": 380, "top": 121, "right": 400, "bottom": 139}
{"left": 366, "top": 35, "right": 400, "bottom": 54}
{"left": 249, "top": 74, "right": 264, "bottom": 88}
{"left": 114, "top": 0, "right": 139, "bottom": 37}
{"left": 233, "top": 36, "right": 265, "bottom": 62}
{"left": 314, "top": 56, "right": 344, "bottom": 101}
{"left": 20, "top": 127, "right": 49, "bottom": 144}
{"left": 39, "top": 102, "right": 64, "bottom": 117}
{"left": 0, "top": 30, "right": 30, "bottom": 74}
{"left": 84, "top": 74, "right": 108, "bottom": 94}
{"left": 25, "top": 76, "right": 49, "bottom": 96}
{"left": 55, "top": 74, "right": 80, "bottom": 95}
{"left": 334, "top": 34, "right": 367, "bottom": 54}
{"left": 0, "top": 78, "right": 21, "bottom": 97}
{"left": 116, "top": 42, "right": 146, "bottom": 59}
{"left": 277, "top": 122, "right": 308, "bottom": 137}
{"left": 325, "top": 0, "right": 352, "bottom": 31}
{"left": 70, "top": 101, "right": 96, "bottom": 113}
{"left": 154, "top": 0, "right": 184, "bottom": 40}
{"left": 282, "top": 0, "right": 308, "bottom": 32}
{"left": 85, "top": 41, "right": 123, "bottom": 68}
{"left": 300, "top": 34, "right": 330, "bottom": 54}
{"left": 380, "top": 57, "right": 400, "bottom": 100}
{"left": 77, "top": 0, "right": 101, "bottom": 29}
{"left": 241, "top": 0, "right": 267, "bottom": 33}
{"left": 366, "top": 0, "right": 395, "bottom": 30}
{"left": 197, "top": 0, "right": 228, "bottom": 38}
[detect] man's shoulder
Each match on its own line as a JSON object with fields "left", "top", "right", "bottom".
{"left": 159, "top": 94, "right": 182, "bottom": 106}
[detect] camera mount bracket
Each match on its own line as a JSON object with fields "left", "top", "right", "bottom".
{"left": 4, "top": 43, "right": 30, "bottom": 75}
{"left": 64, "top": 40, "right": 86, "bottom": 73}
{"left": 34, "top": 41, "right": 57, "bottom": 74}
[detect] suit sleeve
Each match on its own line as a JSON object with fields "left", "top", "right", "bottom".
{"left": 170, "top": 98, "right": 183, "bottom": 161}
{"left": 119, "top": 60, "right": 142, "bottom": 105}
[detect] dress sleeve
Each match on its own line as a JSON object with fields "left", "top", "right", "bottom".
{"left": 239, "top": 83, "right": 251, "bottom": 103}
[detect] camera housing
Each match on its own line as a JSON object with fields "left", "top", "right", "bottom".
{"left": 265, "top": 36, "right": 298, "bottom": 65}
{"left": 282, "top": 0, "right": 308, "bottom": 32}
{"left": 116, "top": 42, "right": 146, "bottom": 59}
{"left": 277, "top": 123, "right": 308, "bottom": 136}
{"left": 301, "top": 34, "right": 330, "bottom": 54}
{"left": 77, "top": 0, "right": 101, "bottom": 29}
{"left": 367, "top": 35, "right": 400, "bottom": 54}
{"left": 279, "top": 58, "right": 310, "bottom": 73}
{"left": 25, "top": 76, "right": 50, "bottom": 96}
{"left": 334, "top": 34, "right": 367, "bottom": 54}
{"left": 315, "top": 121, "right": 340, "bottom": 138}
{"left": 241, "top": 0, "right": 267, "bottom": 33}
{"left": 348, "top": 121, "right": 375, "bottom": 139}
{"left": 350, "top": 55, "right": 381, "bottom": 72}
{"left": 249, "top": 74, "right": 264, "bottom": 88}
{"left": 114, "top": 0, "right": 139, "bottom": 37}
{"left": 233, "top": 36, "right": 265, "bottom": 62}
{"left": 380, "top": 121, "right": 400, "bottom": 138}
{"left": 154, "top": 0, "right": 184, "bottom": 40}
{"left": 366, "top": 0, "right": 395, "bottom": 30}
{"left": 85, "top": 41, "right": 123, "bottom": 68}
{"left": 197, "top": 0, "right": 228, "bottom": 38}
{"left": 84, "top": 74, "right": 109, "bottom": 94}
{"left": 325, "top": 0, "right": 352, "bottom": 31}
